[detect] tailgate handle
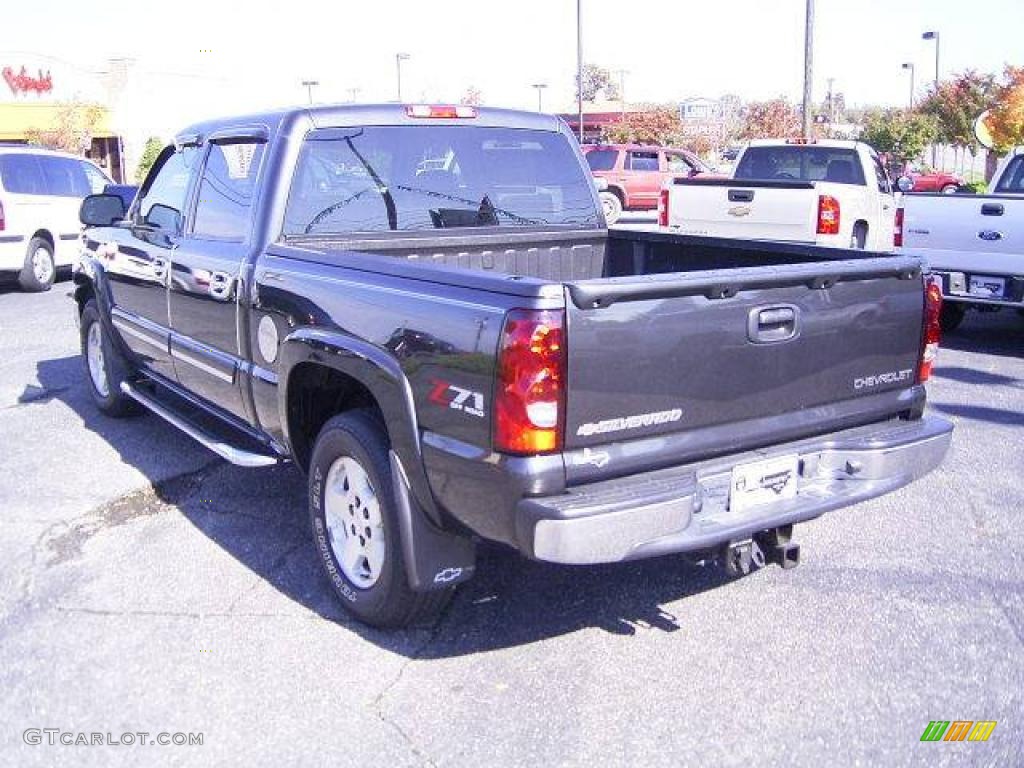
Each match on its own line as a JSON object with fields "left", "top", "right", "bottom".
{"left": 981, "top": 203, "right": 1004, "bottom": 216}
{"left": 728, "top": 189, "right": 754, "bottom": 203}
{"left": 749, "top": 305, "right": 799, "bottom": 344}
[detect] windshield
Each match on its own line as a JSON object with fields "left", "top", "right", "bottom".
{"left": 284, "top": 125, "right": 599, "bottom": 235}
{"left": 734, "top": 146, "right": 866, "bottom": 186}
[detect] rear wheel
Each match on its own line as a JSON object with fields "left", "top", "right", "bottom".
{"left": 309, "top": 411, "right": 453, "bottom": 628}
{"left": 18, "top": 237, "right": 55, "bottom": 292}
{"left": 940, "top": 303, "right": 966, "bottom": 333}
{"left": 940, "top": 184, "right": 959, "bottom": 195}
{"left": 599, "top": 191, "right": 623, "bottom": 225}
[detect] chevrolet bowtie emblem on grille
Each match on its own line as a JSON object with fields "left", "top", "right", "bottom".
{"left": 727, "top": 206, "right": 751, "bottom": 217}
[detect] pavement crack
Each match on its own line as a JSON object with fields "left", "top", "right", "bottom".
{"left": 226, "top": 542, "right": 307, "bottom": 614}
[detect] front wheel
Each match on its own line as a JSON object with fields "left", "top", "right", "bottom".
{"left": 80, "top": 300, "right": 141, "bottom": 416}
{"left": 18, "top": 237, "right": 56, "bottom": 292}
{"left": 940, "top": 184, "right": 959, "bottom": 195}
{"left": 599, "top": 191, "right": 623, "bottom": 225}
{"left": 309, "top": 411, "right": 453, "bottom": 628}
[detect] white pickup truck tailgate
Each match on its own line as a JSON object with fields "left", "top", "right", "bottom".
{"left": 902, "top": 193, "right": 1024, "bottom": 272}
{"left": 667, "top": 179, "right": 819, "bottom": 243}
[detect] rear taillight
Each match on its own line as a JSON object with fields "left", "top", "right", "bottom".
{"left": 494, "top": 309, "right": 565, "bottom": 454}
{"left": 657, "top": 189, "right": 669, "bottom": 227}
{"left": 894, "top": 207, "right": 904, "bottom": 248}
{"left": 918, "top": 275, "right": 943, "bottom": 383}
{"left": 406, "top": 104, "right": 477, "bottom": 119}
{"left": 0, "top": 199, "right": 5, "bottom": 232}
{"left": 816, "top": 195, "right": 840, "bottom": 235}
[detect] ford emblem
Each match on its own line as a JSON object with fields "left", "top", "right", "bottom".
{"left": 978, "top": 230, "right": 1003, "bottom": 241}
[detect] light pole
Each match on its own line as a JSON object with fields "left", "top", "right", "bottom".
{"left": 923, "top": 31, "right": 939, "bottom": 165}
{"left": 901, "top": 62, "right": 915, "bottom": 109}
{"left": 301, "top": 79, "right": 319, "bottom": 105}
{"left": 801, "top": 0, "right": 815, "bottom": 138}
{"left": 531, "top": 83, "right": 548, "bottom": 112}
{"left": 615, "top": 68, "right": 629, "bottom": 120}
{"left": 576, "top": 0, "right": 584, "bottom": 142}
{"left": 395, "top": 53, "right": 410, "bottom": 102}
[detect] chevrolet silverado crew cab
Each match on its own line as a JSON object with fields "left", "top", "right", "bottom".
{"left": 73, "top": 104, "right": 952, "bottom": 628}
{"left": 661, "top": 139, "right": 898, "bottom": 251}
{"left": 898, "top": 146, "right": 1024, "bottom": 331}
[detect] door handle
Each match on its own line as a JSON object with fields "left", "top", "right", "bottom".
{"left": 152, "top": 257, "right": 168, "bottom": 281}
{"left": 209, "top": 271, "right": 234, "bottom": 301}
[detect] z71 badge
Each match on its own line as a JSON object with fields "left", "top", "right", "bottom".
{"left": 428, "top": 379, "right": 485, "bottom": 418}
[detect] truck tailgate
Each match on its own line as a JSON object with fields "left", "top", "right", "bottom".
{"left": 669, "top": 179, "right": 819, "bottom": 242}
{"left": 563, "top": 255, "right": 925, "bottom": 459}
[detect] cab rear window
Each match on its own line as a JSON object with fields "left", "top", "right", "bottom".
{"left": 284, "top": 126, "right": 598, "bottom": 235}
{"left": 735, "top": 146, "right": 866, "bottom": 186}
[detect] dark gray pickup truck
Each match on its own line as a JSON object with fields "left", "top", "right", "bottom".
{"left": 74, "top": 104, "right": 953, "bottom": 627}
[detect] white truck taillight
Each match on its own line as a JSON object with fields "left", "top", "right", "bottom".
{"left": 816, "top": 195, "right": 840, "bottom": 235}
{"left": 657, "top": 188, "right": 669, "bottom": 227}
{"left": 893, "top": 207, "right": 904, "bottom": 248}
{"left": 918, "top": 275, "right": 943, "bottom": 382}
{"left": 494, "top": 309, "right": 565, "bottom": 454}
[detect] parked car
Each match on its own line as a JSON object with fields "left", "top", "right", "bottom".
{"left": 898, "top": 146, "right": 1024, "bottom": 331}
{"left": 905, "top": 167, "right": 964, "bottom": 194}
{"left": 661, "top": 139, "right": 898, "bottom": 251}
{"left": 75, "top": 104, "right": 951, "bottom": 628}
{"left": 583, "top": 143, "right": 711, "bottom": 224}
{"left": 0, "top": 145, "right": 112, "bottom": 291}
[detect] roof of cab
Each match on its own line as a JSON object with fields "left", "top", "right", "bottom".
{"left": 176, "top": 104, "right": 566, "bottom": 145}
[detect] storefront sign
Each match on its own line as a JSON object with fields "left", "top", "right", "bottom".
{"left": 2, "top": 66, "right": 53, "bottom": 96}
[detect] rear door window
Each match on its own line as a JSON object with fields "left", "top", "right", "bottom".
{"left": 285, "top": 125, "right": 598, "bottom": 235}
{"left": 735, "top": 146, "right": 866, "bottom": 186}
{"left": 37, "top": 155, "right": 89, "bottom": 196}
{"left": 994, "top": 155, "right": 1024, "bottom": 193}
{"left": 0, "top": 154, "right": 46, "bottom": 194}
{"left": 585, "top": 149, "right": 619, "bottom": 172}
{"left": 627, "top": 151, "right": 659, "bottom": 172}
{"left": 191, "top": 141, "right": 265, "bottom": 241}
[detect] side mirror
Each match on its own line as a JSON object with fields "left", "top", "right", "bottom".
{"left": 80, "top": 193, "right": 126, "bottom": 227}
{"left": 896, "top": 175, "right": 914, "bottom": 193}
{"left": 144, "top": 204, "right": 182, "bottom": 234}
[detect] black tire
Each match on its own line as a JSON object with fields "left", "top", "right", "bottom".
{"left": 940, "top": 303, "right": 966, "bottom": 333}
{"left": 80, "top": 300, "right": 141, "bottom": 417}
{"left": 309, "top": 411, "right": 453, "bottom": 628}
{"left": 851, "top": 223, "right": 868, "bottom": 250}
{"left": 600, "top": 190, "right": 623, "bottom": 225}
{"left": 18, "top": 236, "right": 56, "bottom": 292}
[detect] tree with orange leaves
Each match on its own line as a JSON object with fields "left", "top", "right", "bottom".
{"left": 988, "top": 65, "right": 1024, "bottom": 153}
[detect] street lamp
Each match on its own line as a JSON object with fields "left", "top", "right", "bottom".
{"left": 615, "top": 69, "right": 629, "bottom": 119}
{"left": 395, "top": 53, "right": 410, "bottom": 102}
{"left": 301, "top": 79, "right": 319, "bottom": 105}
{"left": 901, "top": 62, "right": 915, "bottom": 109}
{"left": 922, "top": 31, "right": 940, "bottom": 165}
{"left": 531, "top": 83, "right": 548, "bottom": 112}
{"left": 801, "top": 0, "right": 815, "bottom": 138}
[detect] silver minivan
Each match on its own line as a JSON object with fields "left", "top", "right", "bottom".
{"left": 0, "top": 146, "right": 112, "bottom": 291}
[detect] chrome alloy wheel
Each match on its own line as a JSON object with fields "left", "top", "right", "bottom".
{"left": 86, "top": 321, "right": 109, "bottom": 398}
{"left": 32, "top": 246, "right": 54, "bottom": 284}
{"left": 323, "top": 456, "right": 386, "bottom": 588}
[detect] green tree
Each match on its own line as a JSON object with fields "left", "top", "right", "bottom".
{"left": 918, "top": 70, "right": 997, "bottom": 153}
{"left": 24, "top": 102, "right": 104, "bottom": 154}
{"left": 575, "top": 63, "right": 617, "bottom": 102}
{"left": 859, "top": 109, "right": 937, "bottom": 168}
{"left": 135, "top": 137, "right": 163, "bottom": 183}
{"left": 460, "top": 86, "right": 483, "bottom": 106}
{"left": 737, "top": 99, "right": 802, "bottom": 140}
{"left": 604, "top": 105, "right": 681, "bottom": 145}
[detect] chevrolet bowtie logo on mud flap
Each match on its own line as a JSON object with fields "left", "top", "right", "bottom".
{"left": 853, "top": 368, "right": 914, "bottom": 390}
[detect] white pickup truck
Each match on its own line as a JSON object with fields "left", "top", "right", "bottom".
{"left": 659, "top": 139, "right": 897, "bottom": 251}
{"left": 899, "top": 146, "right": 1024, "bottom": 331}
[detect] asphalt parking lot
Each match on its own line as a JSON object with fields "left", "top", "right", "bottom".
{"left": 1, "top": 279, "right": 1022, "bottom": 767}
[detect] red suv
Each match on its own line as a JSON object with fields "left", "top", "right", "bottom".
{"left": 583, "top": 144, "right": 710, "bottom": 223}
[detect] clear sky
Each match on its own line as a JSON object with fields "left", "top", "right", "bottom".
{"left": 2, "top": 0, "right": 1022, "bottom": 117}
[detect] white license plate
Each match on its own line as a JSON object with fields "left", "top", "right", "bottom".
{"left": 969, "top": 275, "right": 1005, "bottom": 298}
{"left": 729, "top": 454, "right": 800, "bottom": 513}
